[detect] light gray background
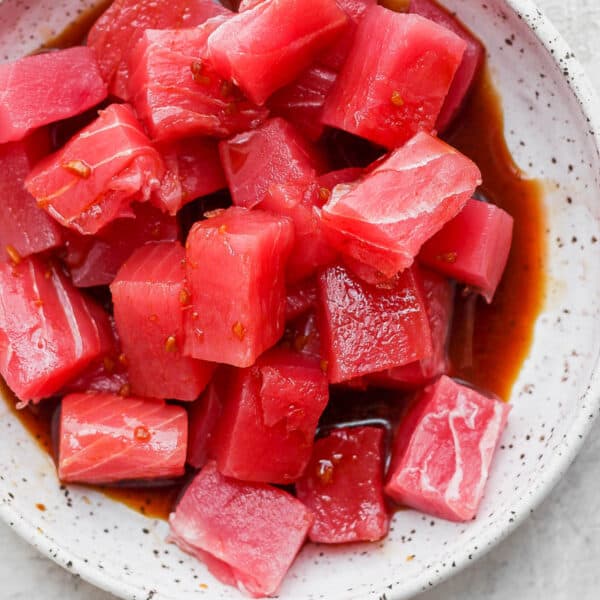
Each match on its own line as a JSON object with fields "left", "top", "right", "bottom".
{"left": 1, "top": 1, "right": 599, "bottom": 599}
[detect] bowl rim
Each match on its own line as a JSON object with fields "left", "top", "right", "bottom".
{"left": 1, "top": 1, "right": 600, "bottom": 599}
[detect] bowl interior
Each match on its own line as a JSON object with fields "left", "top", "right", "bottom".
{"left": 1, "top": 1, "right": 600, "bottom": 599}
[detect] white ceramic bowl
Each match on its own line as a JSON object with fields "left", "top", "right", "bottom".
{"left": 1, "top": 1, "right": 600, "bottom": 598}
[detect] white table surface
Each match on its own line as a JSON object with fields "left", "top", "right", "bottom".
{"left": 2, "top": 1, "right": 600, "bottom": 599}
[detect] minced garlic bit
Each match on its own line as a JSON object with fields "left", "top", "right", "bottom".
{"left": 179, "top": 288, "right": 191, "bottom": 306}
{"left": 320, "top": 359, "right": 329, "bottom": 373}
{"left": 436, "top": 251, "right": 458, "bottom": 264}
{"left": 134, "top": 426, "right": 151, "bottom": 442}
{"left": 390, "top": 90, "right": 405, "bottom": 106}
{"left": 190, "top": 60, "right": 211, "bottom": 85}
{"left": 5, "top": 244, "right": 21, "bottom": 265}
{"left": 218, "top": 224, "right": 228, "bottom": 235}
{"left": 232, "top": 321, "right": 246, "bottom": 341}
{"left": 165, "top": 335, "right": 178, "bottom": 353}
{"left": 118, "top": 353, "right": 129, "bottom": 367}
{"left": 62, "top": 159, "right": 92, "bottom": 179}
{"left": 318, "top": 187, "right": 331, "bottom": 202}
{"left": 316, "top": 459, "right": 334, "bottom": 484}
{"left": 118, "top": 383, "right": 131, "bottom": 397}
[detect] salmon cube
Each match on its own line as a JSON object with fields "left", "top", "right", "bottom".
{"left": 321, "top": 131, "right": 481, "bottom": 279}
{"left": 0, "top": 130, "right": 62, "bottom": 262}
{"left": 210, "top": 348, "right": 328, "bottom": 483}
{"left": 419, "top": 198, "right": 514, "bottom": 302}
{"left": 0, "top": 257, "right": 113, "bottom": 403}
{"left": 296, "top": 426, "right": 389, "bottom": 543}
{"left": 318, "top": 264, "right": 432, "bottom": 383}
{"left": 87, "top": 0, "right": 230, "bottom": 100}
{"left": 111, "top": 242, "right": 215, "bottom": 401}
{"left": 321, "top": 7, "right": 466, "bottom": 149}
{"left": 0, "top": 47, "right": 107, "bottom": 143}
{"left": 127, "top": 24, "right": 268, "bottom": 141}
{"left": 58, "top": 393, "right": 188, "bottom": 484}
{"left": 385, "top": 375, "right": 511, "bottom": 521}
{"left": 219, "top": 117, "right": 327, "bottom": 209}
{"left": 25, "top": 104, "right": 164, "bottom": 235}
{"left": 184, "top": 207, "right": 294, "bottom": 367}
{"left": 207, "top": 0, "right": 348, "bottom": 105}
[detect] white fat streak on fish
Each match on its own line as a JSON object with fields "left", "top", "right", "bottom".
{"left": 444, "top": 391, "right": 478, "bottom": 515}
{"left": 49, "top": 267, "right": 83, "bottom": 359}
{"left": 62, "top": 398, "right": 184, "bottom": 480}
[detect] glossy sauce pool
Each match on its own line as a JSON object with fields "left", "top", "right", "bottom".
{"left": 2, "top": 11, "right": 546, "bottom": 521}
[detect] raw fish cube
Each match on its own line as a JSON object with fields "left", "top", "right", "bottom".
{"left": 62, "top": 203, "right": 179, "bottom": 288}
{"left": 296, "top": 426, "right": 389, "bottom": 543}
{"left": 127, "top": 25, "right": 268, "bottom": 141}
{"left": 321, "top": 131, "right": 481, "bottom": 278}
{"left": 184, "top": 207, "right": 294, "bottom": 367}
{"left": 187, "top": 380, "right": 223, "bottom": 469}
{"left": 285, "top": 278, "right": 318, "bottom": 321}
{"left": 385, "top": 375, "right": 510, "bottom": 521}
{"left": 0, "top": 47, "right": 107, "bottom": 143}
{"left": 410, "top": 0, "right": 484, "bottom": 132}
{"left": 0, "top": 257, "right": 113, "bottom": 403}
{"left": 0, "top": 130, "right": 62, "bottom": 261}
{"left": 369, "top": 269, "right": 454, "bottom": 388}
{"left": 25, "top": 104, "right": 164, "bottom": 235}
{"left": 207, "top": 0, "right": 348, "bottom": 105}
{"left": 169, "top": 461, "right": 313, "bottom": 597}
{"left": 321, "top": 7, "right": 466, "bottom": 149}
{"left": 111, "top": 242, "right": 215, "bottom": 401}
{"left": 260, "top": 183, "right": 337, "bottom": 282}
{"left": 210, "top": 348, "right": 328, "bottom": 483}
{"left": 419, "top": 198, "right": 514, "bottom": 302}
{"left": 153, "top": 138, "right": 226, "bottom": 215}
{"left": 317, "top": 264, "right": 432, "bottom": 383}
{"left": 59, "top": 393, "right": 187, "bottom": 484}
{"left": 88, "top": 0, "right": 230, "bottom": 99}
{"left": 220, "top": 117, "right": 327, "bottom": 209}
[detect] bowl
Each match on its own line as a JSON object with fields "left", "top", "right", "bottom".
{"left": 1, "top": 1, "right": 600, "bottom": 598}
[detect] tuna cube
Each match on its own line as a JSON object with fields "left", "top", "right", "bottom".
{"left": 87, "top": 0, "right": 230, "bottom": 100}
{"left": 207, "top": 0, "right": 348, "bottom": 105}
{"left": 184, "top": 207, "right": 294, "bottom": 367}
{"left": 385, "top": 375, "right": 511, "bottom": 521}
{"left": 153, "top": 138, "right": 226, "bottom": 215}
{"left": 127, "top": 24, "right": 268, "bottom": 141}
{"left": 0, "top": 131, "right": 63, "bottom": 262}
{"left": 318, "top": 264, "right": 432, "bottom": 383}
{"left": 25, "top": 104, "right": 164, "bottom": 235}
{"left": 219, "top": 117, "right": 327, "bottom": 209}
{"left": 321, "top": 131, "right": 481, "bottom": 278}
{"left": 63, "top": 203, "right": 179, "bottom": 288}
{"left": 296, "top": 426, "right": 389, "bottom": 543}
{"left": 259, "top": 183, "right": 337, "bottom": 282}
{"left": 0, "top": 47, "right": 107, "bottom": 143}
{"left": 58, "top": 393, "right": 188, "bottom": 484}
{"left": 409, "top": 0, "right": 484, "bottom": 132}
{"left": 210, "top": 348, "right": 328, "bottom": 483}
{"left": 187, "top": 380, "right": 223, "bottom": 469}
{"left": 419, "top": 198, "right": 514, "bottom": 302}
{"left": 0, "top": 257, "right": 113, "bottom": 403}
{"left": 268, "top": 64, "right": 338, "bottom": 141}
{"left": 169, "top": 462, "right": 313, "bottom": 596}
{"left": 369, "top": 269, "right": 454, "bottom": 388}
{"left": 321, "top": 7, "right": 466, "bottom": 149}
{"left": 111, "top": 242, "right": 215, "bottom": 401}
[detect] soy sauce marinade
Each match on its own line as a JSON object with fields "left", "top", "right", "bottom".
{"left": 2, "top": 2, "right": 545, "bottom": 520}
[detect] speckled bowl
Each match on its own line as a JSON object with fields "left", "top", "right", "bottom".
{"left": 1, "top": 1, "right": 600, "bottom": 599}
